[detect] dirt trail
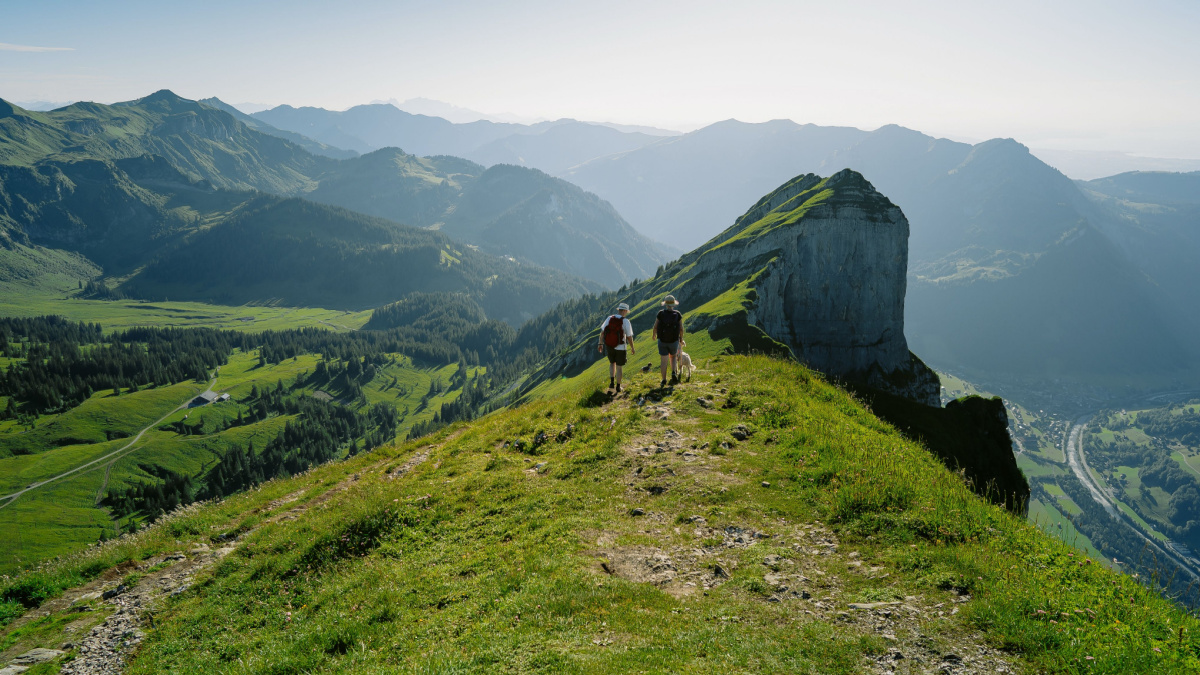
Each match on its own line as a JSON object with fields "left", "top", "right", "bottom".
{"left": 590, "top": 375, "right": 1017, "bottom": 674}
{"left": 0, "top": 379, "right": 216, "bottom": 509}
{"left": 0, "top": 429, "right": 454, "bottom": 674}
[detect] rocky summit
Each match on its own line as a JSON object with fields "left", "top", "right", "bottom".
{"left": 612, "top": 169, "right": 940, "bottom": 405}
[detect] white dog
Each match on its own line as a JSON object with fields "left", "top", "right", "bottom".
{"left": 679, "top": 351, "right": 695, "bottom": 378}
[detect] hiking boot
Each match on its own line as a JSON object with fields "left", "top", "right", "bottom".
{"left": 670, "top": 372, "right": 680, "bottom": 385}
{"left": 609, "top": 377, "right": 615, "bottom": 390}
{"left": 660, "top": 378, "right": 667, "bottom": 388}
{"left": 615, "top": 383, "right": 622, "bottom": 393}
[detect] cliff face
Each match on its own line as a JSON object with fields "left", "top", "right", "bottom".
{"left": 672, "top": 169, "right": 940, "bottom": 404}
{"left": 540, "top": 168, "right": 940, "bottom": 406}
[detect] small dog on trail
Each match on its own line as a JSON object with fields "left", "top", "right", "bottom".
{"left": 679, "top": 351, "right": 695, "bottom": 378}
{"left": 640, "top": 363, "right": 652, "bottom": 373}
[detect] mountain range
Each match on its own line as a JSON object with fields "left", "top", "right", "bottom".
{"left": 3, "top": 89, "right": 1199, "bottom": 396}
{"left": 0, "top": 152, "right": 598, "bottom": 320}
{"left": 4, "top": 88, "right": 1199, "bottom": 674}
{"left": 253, "top": 103, "right": 667, "bottom": 178}
{"left": 555, "top": 121, "right": 1200, "bottom": 392}
{"left": 0, "top": 91, "right": 667, "bottom": 307}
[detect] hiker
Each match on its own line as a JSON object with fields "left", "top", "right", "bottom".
{"left": 597, "top": 302, "right": 634, "bottom": 392}
{"left": 651, "top": 294, "right": 685, "bottom": 387}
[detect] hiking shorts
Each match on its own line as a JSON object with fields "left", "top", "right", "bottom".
{"left": 658, "top": 340, "right": 679, "bottom": 357}
{"left": 606, "top": 346, "right": 628, "bottom": 366}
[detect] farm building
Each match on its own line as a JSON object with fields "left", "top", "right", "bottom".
{"left": 190, "top": 391, "right": 219, "bottom": 407}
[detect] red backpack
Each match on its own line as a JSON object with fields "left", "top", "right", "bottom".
{"left": 603, "top": 315, "right": 625, "bottom": 348}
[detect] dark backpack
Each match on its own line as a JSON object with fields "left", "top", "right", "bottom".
{"left": 602, "top": 316, "right": 625, "bottom": 348}
{"left": 657, "top": 309, "right": 681, "bottom": 342}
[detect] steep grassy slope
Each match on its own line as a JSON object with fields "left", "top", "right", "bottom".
{"left": 3, "top": 356, "right": 1197, "bottom": 673}
{"left": 0, "top": 157, "right": 200, "bottom": 274}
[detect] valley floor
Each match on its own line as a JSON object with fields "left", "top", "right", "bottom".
{"left": 2, "top": 355, "right": 1196, "bottom": 674}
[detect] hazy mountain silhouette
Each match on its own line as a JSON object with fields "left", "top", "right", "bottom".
{"left": 254, "top": 103, "right": 668, "bottom": 178}
{"left": 199, "top": 97, "right": 359, "bottom": 160}
{"left": 307, "top": 149, "right": 670, "bottom": 287}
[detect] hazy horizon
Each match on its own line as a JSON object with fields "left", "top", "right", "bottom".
{"left": 3, "top": 0, "right": 1198, "bottom": 159}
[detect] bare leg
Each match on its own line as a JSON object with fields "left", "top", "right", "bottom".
{"left": 660, "top": 354, "right": 670, "bottom": 382}
{"left": 615, "top": 365, "right": 623, "bottom": 385}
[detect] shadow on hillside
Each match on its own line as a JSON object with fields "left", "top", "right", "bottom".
{"left": 850, "top": 386, "right": 1030, "bottom": 514}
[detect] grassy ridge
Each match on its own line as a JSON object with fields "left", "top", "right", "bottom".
{"left": 5, "top": 355, "right": 1195, "bottom": 672}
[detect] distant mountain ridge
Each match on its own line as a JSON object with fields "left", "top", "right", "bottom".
{"left": 0, "top": 153, "right": 598, "bottom": 320}
{"left": 0, "top": 91, "right": 663, "bottom": 289}
{"left": 306, "top": 148, "right": 670, "bottom": 288}
{"left": 198, "top": 98, "right": 359, "bottom": 160}
{"left": 253, "top": 103, "right": 666, "bottom": 176}
{"left": 556, "top": 119, "right": 1200, "bottom": 391}
{"left": 0, "top": 91, "right": 334, "bottom": 194}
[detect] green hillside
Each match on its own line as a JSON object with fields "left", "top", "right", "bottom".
{"left": 0, "top": 307, "right": 513, "bottom": 575}
{"left": 1, "top": 91, "right": 666, "bottom": 292}
{"left": 120, "top": 195, "right": 598, "bottom": 321}
{"left": 0, "top": 92, "right": 333, "bottom": 194}
{"left": 0, "top": 151, "right": 598, "bottom": 321}
{"left": 309, "top": 150, "right": 670, "bottom": 288}
{"left": 306, "top": 148, "right": 476, "bottom": 229}
{"left": 3, "top": 355, "right": 1197, "bottom": 673}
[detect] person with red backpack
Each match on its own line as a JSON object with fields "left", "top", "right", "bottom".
{"left": 597, "top": 302, "right": 634, "bottom": 392}
{"left": 651, "top": 294, "right": 685, "bottom": 388}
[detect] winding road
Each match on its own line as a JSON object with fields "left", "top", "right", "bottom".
{"left": 0, "top": 379, "right": 216, "bottom": 510}
{"left": 1063, "top": 415, "right": 1200, "bottom": 580}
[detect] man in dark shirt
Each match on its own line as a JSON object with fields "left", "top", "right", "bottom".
{"left": 651, "top": 294, "right": 685, "bottom": 388}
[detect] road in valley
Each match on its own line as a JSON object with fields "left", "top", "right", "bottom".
{"left": 0, "top": 379, "right": 216, "bottom": 510}
{"left": 1064, "top": 415, "right": 1200, "bottom": 580}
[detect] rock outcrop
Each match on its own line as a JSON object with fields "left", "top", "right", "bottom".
{"left": 540, "top": 168, "right": 940, "bottom": 406}
{"left": 660, "top": 169, "right": 940, "bottom": 405}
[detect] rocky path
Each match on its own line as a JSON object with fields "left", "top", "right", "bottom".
{"left": 58, "top": 545, "right": 232, "bottom": 675}
{"left": 0, "top": 434, "right": 443, "bottom": 674}
{"left": 590, "top": 377, "right": 1018, "bottom": 674}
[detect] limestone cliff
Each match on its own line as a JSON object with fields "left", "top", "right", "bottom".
{"left": 662, "top": 169, "right": 940, "bottom": 404}
{"left": 539, "top": 169, "right": 940, "bottom": 406}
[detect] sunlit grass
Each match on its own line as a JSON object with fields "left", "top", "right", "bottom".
{"left": 4, "top": 355, "right": 1194, "bottom": 672}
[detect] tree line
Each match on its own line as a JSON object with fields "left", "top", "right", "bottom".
{"left": 0, "top": 312, "right": 532, "bottom": 420}
{"left": 1, "top": 324, "right": 233, "bottom": 416}
{"left": 105, "top": 387, "right": 398, "bottom": 521}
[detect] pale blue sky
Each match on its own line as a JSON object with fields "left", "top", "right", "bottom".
{"left": 3, "top": 0, "right": 1198, "bottom": 157}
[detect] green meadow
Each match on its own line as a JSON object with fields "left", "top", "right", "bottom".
{"left": 0, "top": 343, "right": 482, "bottom": 575}
{"left": 4, "top": 355, "right": 1198, "bottom": 673}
